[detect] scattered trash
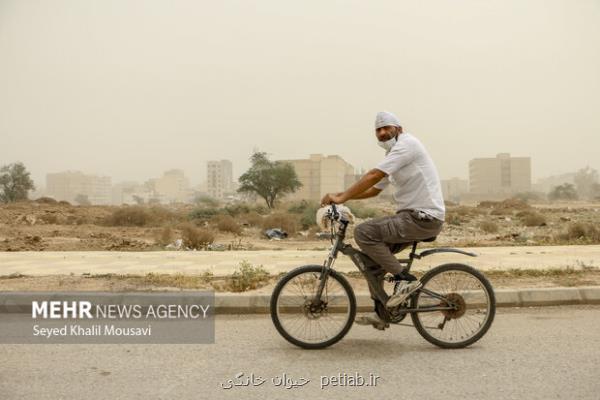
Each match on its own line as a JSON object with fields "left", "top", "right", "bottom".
{"left": 165, "top": 238, "right": 184, "bottom": 250}
{"left": 207, "top": 243, "right": 226, "bottom": 251}
{"left": 265, "top": 228, "right": 288, "bottom": 240}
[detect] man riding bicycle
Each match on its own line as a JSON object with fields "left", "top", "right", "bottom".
{"left": 320, "top": 111, "right": 445, "bottom": 330}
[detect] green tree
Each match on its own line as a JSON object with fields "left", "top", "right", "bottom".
{"left": 237, "top": 151, "right": 302, "bottom": 209}
{"left": 0, "top": 162, "right": 35, "bottom": 203}
{"left": 548, "top": 183, "right": 578, "bottom": 201}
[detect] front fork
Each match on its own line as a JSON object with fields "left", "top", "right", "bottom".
{"left": 313, "top": 236, "right": 340, "bottom": 302}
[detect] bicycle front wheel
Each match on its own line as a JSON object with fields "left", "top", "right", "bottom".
{"left": 410, "top": 263, "right": 496, "bottom": 348}
{"left": 270, "top": 265, "right": 356, "bottom": 349}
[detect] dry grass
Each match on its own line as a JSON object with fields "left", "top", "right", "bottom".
{"left": 87, "top": 271, "right": 214, "bottom": 289}
{"left": 517, "top": 210, "right": 547, "bottom": 227}
{"left": 445, "top": 212, "right": 463, "bottom": 226}
{"left": 105, "top": 205, "right": 182, "bottom": 227}
{"left": 239, "top": 211, "right": 262, "bottom": 227}
{"left": 105, "top": 206, "right": 150, "bottom": 226}
{"left": 478, "top": 198, "right": 531, "bottom": 215}
{"left": 211, "top": 214, "right": 243, "bottom": 235}
{"left": 556, "top": 222, "right": 600, "bottom": 243}
{"left": 225, "top": 260, "right": 270, "bottom": 292}
{"left": 179, "top": 222, "right": 216, "bottom": 249}
{"left": 479, "top": 220, "right": 499, "bottom": 233}
{"left": 261, "top": 213, "right": 299, "bottom": 235}
{"left": 484, "top": 266, "right": 597, "bottom": 278}
{"left": 154, "top": 226, "right": 175, "bottom": 246}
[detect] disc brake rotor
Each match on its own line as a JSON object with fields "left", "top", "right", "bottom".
{"left": 303, "top": 299, "right": 327, "bottom": 320}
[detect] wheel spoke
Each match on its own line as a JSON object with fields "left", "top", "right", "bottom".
{"left": 273, "top": 269, "right": 354, "bottom": 346}
{"left": 412, "top": 266, "right": 495, "bottom": 346}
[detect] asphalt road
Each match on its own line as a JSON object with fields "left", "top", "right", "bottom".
{"left": 2, "top": 305, "right": 599, "bottom": 400}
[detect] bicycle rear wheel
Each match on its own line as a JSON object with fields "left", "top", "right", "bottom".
{"left": 410, "top": 263, "right": 496, "bottom": 348}
{"left": 270, "top": 265, "right": 356, "bottom": 349}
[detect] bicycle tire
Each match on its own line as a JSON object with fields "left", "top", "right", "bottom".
{"left": 410, "top": 263, "right": 496, "bottom": 349}
{"left": 270, "top": 265, "right": 356, "bottom": 349}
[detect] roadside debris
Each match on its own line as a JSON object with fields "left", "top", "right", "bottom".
{"left": 165, "top": 238, "right": 184, "bottom": 250}
{"left": 265, "top": 228, "right": 288, "bottom": 240}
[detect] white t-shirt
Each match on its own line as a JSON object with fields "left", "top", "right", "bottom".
{"left": 373, "top": 132, "right": 445, "bottom": 221}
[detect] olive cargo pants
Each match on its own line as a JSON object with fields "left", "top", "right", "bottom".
{"left": 353, "top": 209, "right": 444, "bottom": 275}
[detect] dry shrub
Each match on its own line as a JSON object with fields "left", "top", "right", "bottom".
{"left": 479, "top": 221, "right": 499, "bottom": 233}
{"left": 40, "top": 213, "right": 59, "bottom": 224}
{"left": 240, "top": 211, "right": 263, "bottom": 227}
{"left": 141, "top": 272, "right": 213, "bottom": 288}
{"left": 188, "top": 207, "right": 221, "bottom": 221}
{"left": 105, "top": 206, "right": 150, "bottom": 226}
{"left": 446, "top": 213, "right": 463, "bottom": 226}
{"left": 35, "top": 197, "right": 57, "bottom": 204}
{"left": 211, "top": 214, "right": 242, "bottom": 235}
{"left": 154, "top": 226, "right": 175, "bottom": 246}
{"left": 226, "top": 260, "right": 270, "bottom": 292}
{"left": 454, "top": 206, "right": 471, "bottom": 216}
{"left": 261, "top": 213, "right": 299, "bottom": 235}
{"left": 147, "top": 206, "right": 183, "bottom": 225}
{"left": 490, "top": 208, "right": 511, "bottom": 216}
{"left": 105, "top": 205, "right": 183, "bottom": 227}
{"left": 558, "top": 223, "right": 600, "bottom": 242}
{"left": 179, "top": 223, "right": 215, "bottom": 249}
{"left": 478, "top": 198, "right": 530, "bottom": 213}
{"left": 446, "top": 205, "right": 485, "bottom": 219}
{"left": 517, "top": 210, "right": 546, "bottom": 227}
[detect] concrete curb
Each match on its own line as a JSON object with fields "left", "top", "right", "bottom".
{"left": 215, "top": 286, "right": 600, "bottom": 313}
{"left": 1, "top": 287, "right": 598, "bottom": 314}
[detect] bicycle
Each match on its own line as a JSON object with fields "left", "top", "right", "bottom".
{"left": 270, "top": 204, "right": 496, "bottom": 349}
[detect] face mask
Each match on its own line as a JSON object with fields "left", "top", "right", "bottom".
{"left": 377, "top": 134, "right": 397, "bottom": 152}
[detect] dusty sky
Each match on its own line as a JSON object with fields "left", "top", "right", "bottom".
{"left": 1, "top": 0, "right": 599, "bottom": 188}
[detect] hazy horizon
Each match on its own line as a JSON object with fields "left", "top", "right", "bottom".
{"left": 1, "top": 0, "right": 599, "bottom": 188}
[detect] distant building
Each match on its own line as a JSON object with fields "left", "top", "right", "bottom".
{"left": 279, "top": 154, "right": 356, "bottom": 202}
{"left": 143, "top": 169, "right": 191, "bottom": 203}
{"left": 112, "top": 181, "right": 146, "bottom": 205}
{"left": 112, "top": 170, "right": 191, "bottom": 205}
{"left": 207, "top": 160, "right": 234, "bottom": 199}
{"left": 441, "top": 178, "right": 469, "bottom": 203}
{"left": 46, "top": 171, "right": 112, "bottom": 205}
{"left": 467, "top": 153, "right": 531, "bottom": 200}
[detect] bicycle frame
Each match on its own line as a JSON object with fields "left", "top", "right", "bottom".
{"left": 313, "top": 205, "right": 478, "bottom": 315}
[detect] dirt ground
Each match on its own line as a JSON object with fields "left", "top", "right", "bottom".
{"left": 0, "top": 198, "right": 598, "bottom": 252}
{"left": 1, "top": 268, "right": 598, "bottom": 293}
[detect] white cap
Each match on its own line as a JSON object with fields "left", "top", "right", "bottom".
{"left": 375, "top": 111, "right": 401, "bottom": 129}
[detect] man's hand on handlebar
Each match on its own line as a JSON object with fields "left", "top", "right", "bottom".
{"left": 320, "top": 192, "right": 345, "bottom": 207}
